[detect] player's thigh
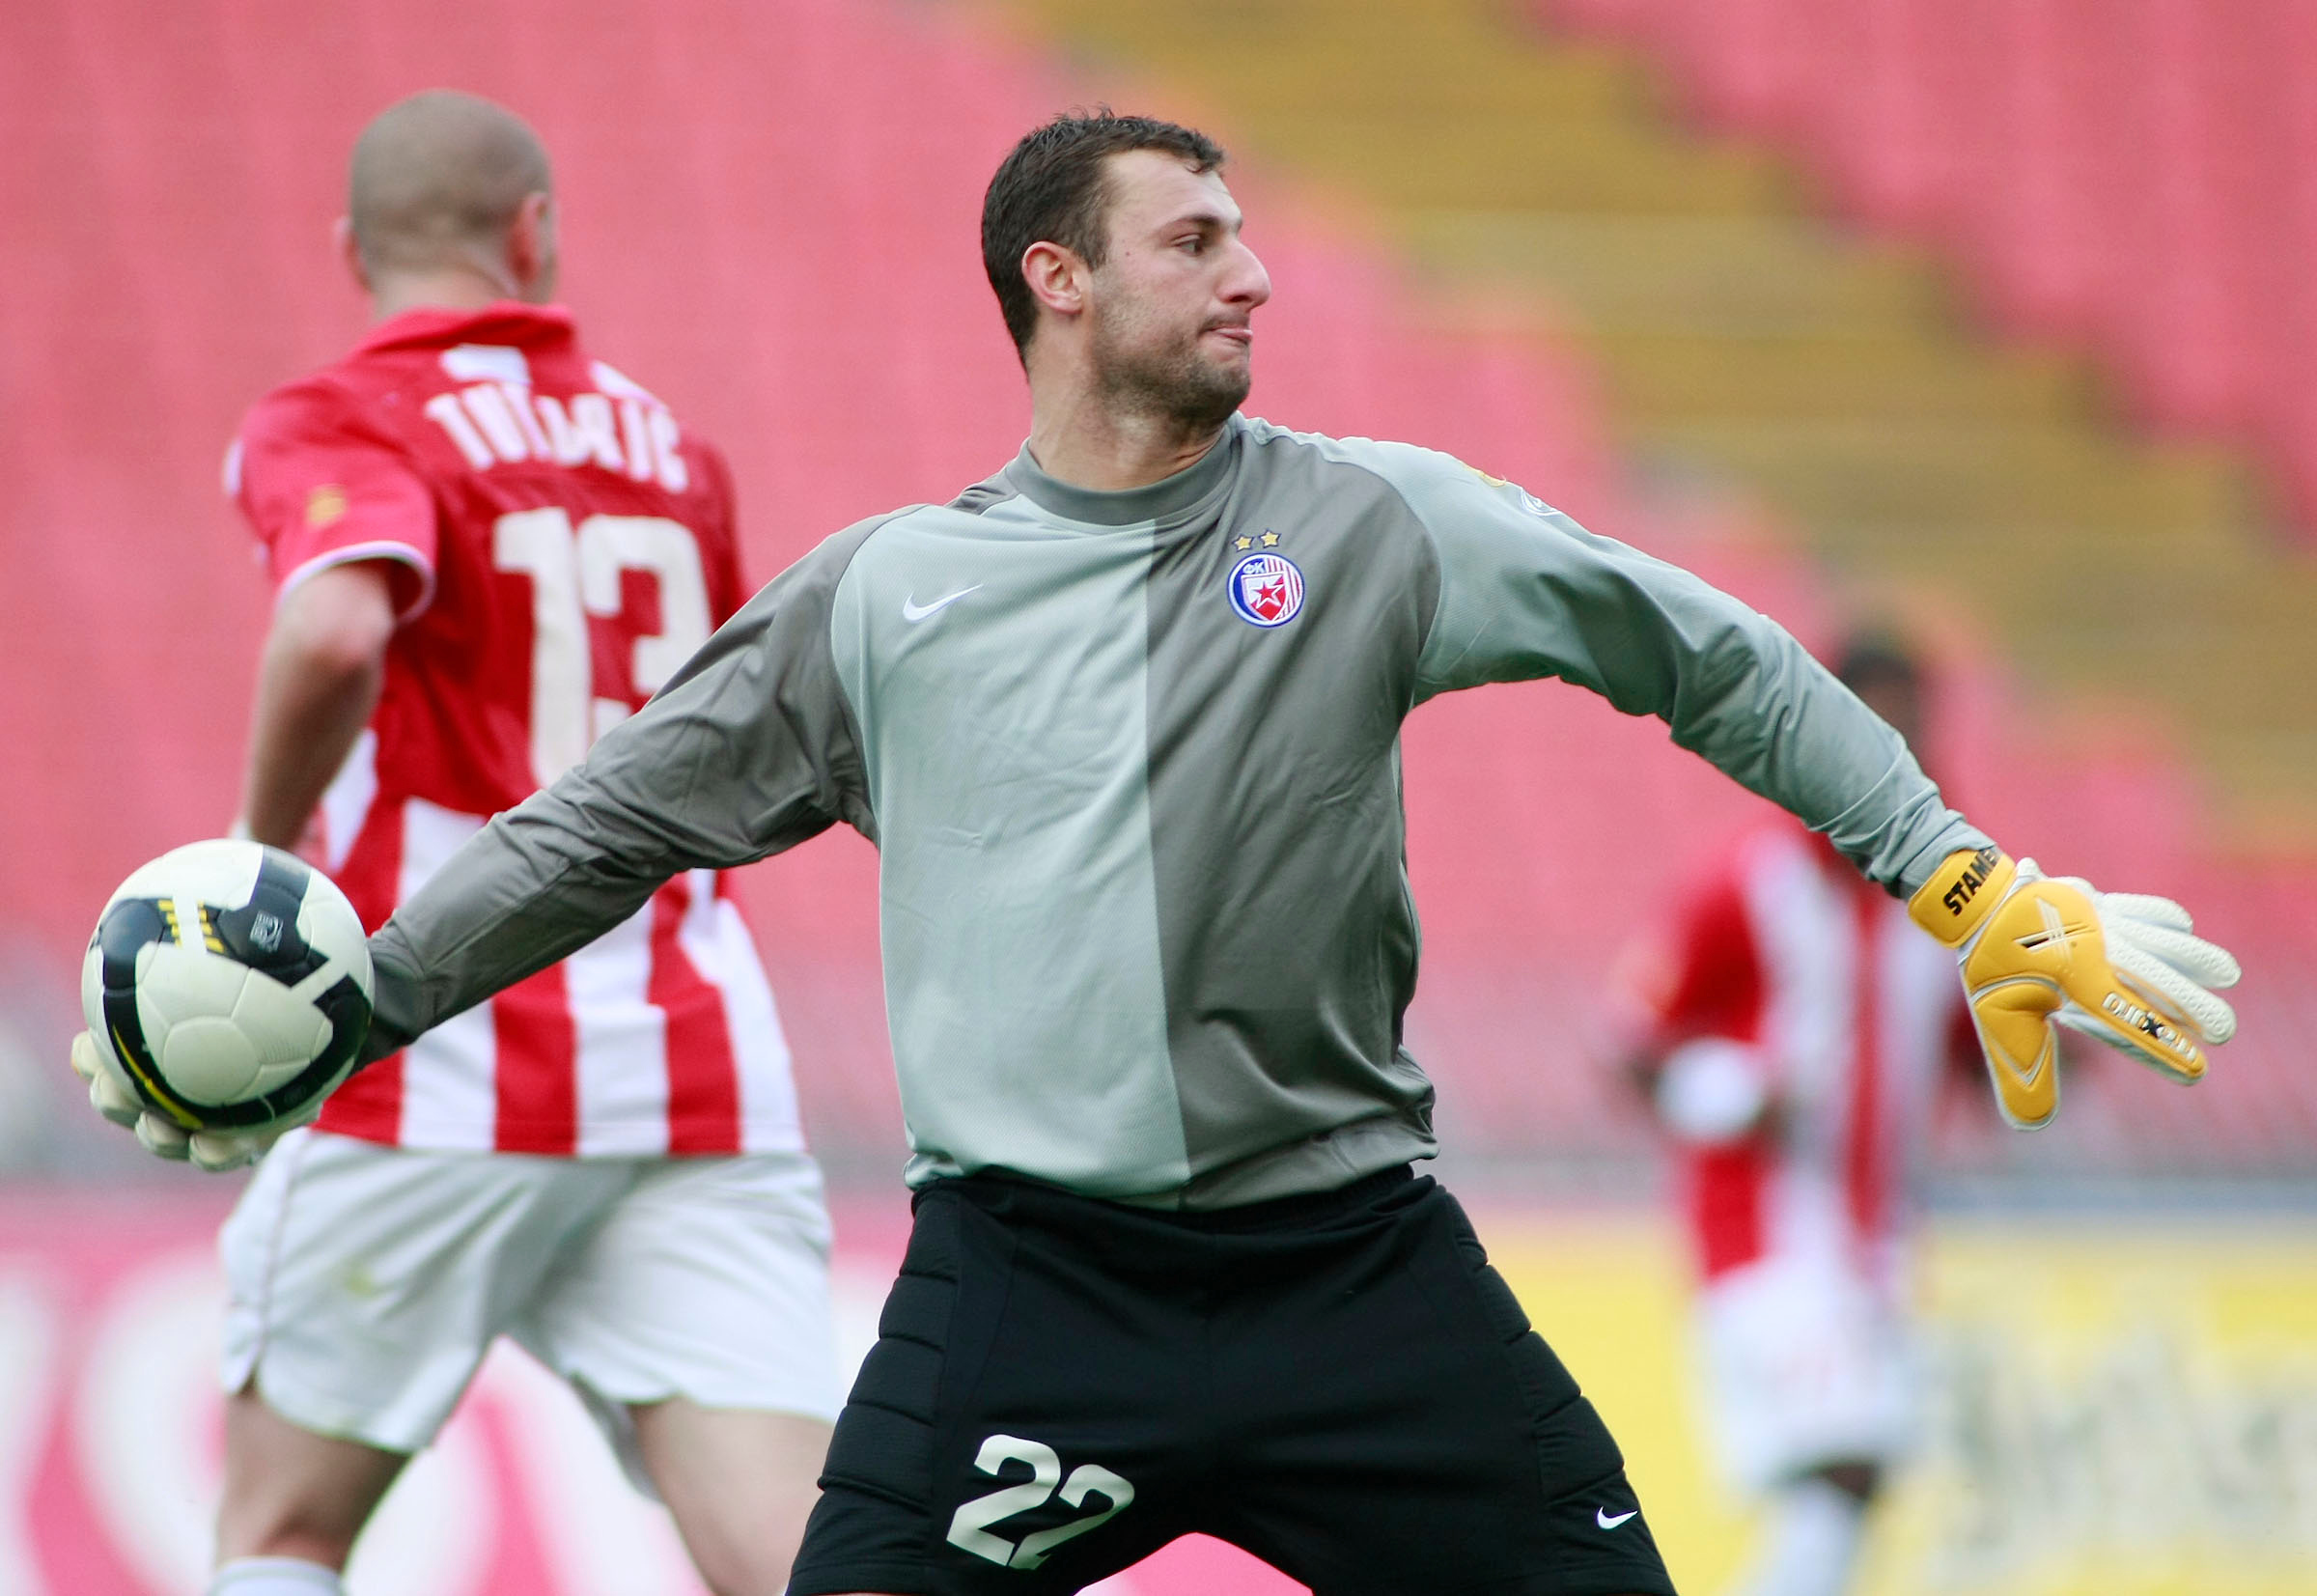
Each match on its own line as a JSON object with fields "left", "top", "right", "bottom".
{"left": 1217, "top": 1184, "right": 1676, "bottom": 1596}
{"left": 518, "top": 1150, "right": 845, "bottom": 1493}
{"left": 789, "top": 1185, "right": 1191, "bottom": 1596}
{"left": 218, "top": 1129, "right": 619, "bottom": 1455}
{"left": 627, "top": 1397, "right": 832, "bottom": 1594}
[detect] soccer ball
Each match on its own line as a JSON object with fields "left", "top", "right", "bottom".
{"left": 80, "top": 839, "right": 374, "bottom": 1132}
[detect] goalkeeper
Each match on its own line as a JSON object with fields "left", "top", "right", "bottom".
{"left": 79, "top": 110, "right": 2238, "bottom": 1596}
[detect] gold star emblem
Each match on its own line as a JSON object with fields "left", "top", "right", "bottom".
{"left": 1234, "top": 536, "right": 1253, "bottom": 550}
{"left": 1260, "top": 530, "right": 1279, "bottom": 546}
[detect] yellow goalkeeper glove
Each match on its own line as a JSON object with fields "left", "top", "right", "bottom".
{"left": 1907, "top": 847, "right": 2241, "bottom": 1129}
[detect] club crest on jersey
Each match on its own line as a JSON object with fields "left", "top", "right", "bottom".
{"left": 1227, "top": 552, "right": 1305, "bottom": 629}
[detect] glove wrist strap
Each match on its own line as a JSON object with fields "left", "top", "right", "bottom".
{"left": 1907, "top": 846, "right": 2015, "bottom": 947}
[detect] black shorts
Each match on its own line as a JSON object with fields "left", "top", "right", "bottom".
{"left": 790, "top": 1167, "right": 1675, "bottom": 1596}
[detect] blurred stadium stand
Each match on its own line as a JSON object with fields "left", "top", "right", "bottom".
{"left": 0, "top": 0, "right": 2310, "bottom": 1200}
{"left": 1545, "top": 0, "right": 2317, "bottom": 499}
{"left": 1531, "top": 0, "right": 2317, "bottom": 845}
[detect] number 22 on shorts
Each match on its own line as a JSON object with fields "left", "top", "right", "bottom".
{"left": 945, "top": 1434, "right": 1135, "bottom": 1571}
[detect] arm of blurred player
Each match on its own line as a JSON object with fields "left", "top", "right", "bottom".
{"left": 228, "top": 380, "right": 436, "bottom": 848}
{"left": 1619, "top": 870, "right": 1778, "bottom": 1144}
{"left": 237, "top": 562, "right": 398, "bottom": 849}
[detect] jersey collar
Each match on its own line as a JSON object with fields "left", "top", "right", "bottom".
{"left": 355, "top": 301, "right": 580, "bottom": 355}
{"left": 1005, "top": 413, "right": 1245, "bottom": 527}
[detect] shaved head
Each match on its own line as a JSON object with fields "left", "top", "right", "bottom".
{"left": 348, "top": 91, "right": 552, "bottom": 282}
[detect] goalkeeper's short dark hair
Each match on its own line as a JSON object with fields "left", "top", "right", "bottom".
{"left": 982, "top": 109, "right": 1226, "bottom": 361}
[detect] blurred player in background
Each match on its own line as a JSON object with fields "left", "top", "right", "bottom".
{"left": 1620, "top": 633, "right": 1977, "bottom": 1596}
{"left": 200, "top": 92, "right": 836, "bottom": 1596}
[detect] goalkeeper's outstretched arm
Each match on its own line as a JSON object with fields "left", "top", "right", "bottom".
{"left": 1367, "top": 437, "right": 2243, "bottom": 1126}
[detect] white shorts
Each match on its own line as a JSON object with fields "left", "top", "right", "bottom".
{"left": 221, "top": 1129, "right": 842, "bottom": 1488}
{"left": 1694, "top": 1249, "right": 1916, "bottom": 1495}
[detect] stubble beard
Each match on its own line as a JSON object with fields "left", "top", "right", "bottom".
{"left": 1090, "top": 309, "right": 1251, "bottom": 438}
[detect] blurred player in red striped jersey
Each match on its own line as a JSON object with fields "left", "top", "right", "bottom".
{"left": 1621, "top": 635, "right": 1981, "bottom": 1596}
{"left": 205, "top": 91, "right": 836, "bottom": 1596}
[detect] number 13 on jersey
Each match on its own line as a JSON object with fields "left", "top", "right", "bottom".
{"left": 492, "top": 508, "right": 712, "bottom": 785}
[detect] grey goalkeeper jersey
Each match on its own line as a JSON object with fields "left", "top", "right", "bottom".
{"left": 367, "top": 414, "right": 1986, "bottom": 1207}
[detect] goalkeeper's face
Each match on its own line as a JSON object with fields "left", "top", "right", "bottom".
{"left": 1084, "top": 152, "right": 1272, "bottom": 433}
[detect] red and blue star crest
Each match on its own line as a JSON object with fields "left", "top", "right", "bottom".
{"left": 1227, "top": 551, "right": 1305, "bottom": 629}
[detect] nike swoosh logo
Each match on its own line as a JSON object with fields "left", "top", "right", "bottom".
{"left": 901, "top": 585, "right": 981, "bottom": 623}
{"left": 1596, "top": 1508, "right": 1637, "bottom": 1529}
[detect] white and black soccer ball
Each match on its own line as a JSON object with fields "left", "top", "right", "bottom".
{"left": 80, "top": 839, "right": 374, "bottom": 1133}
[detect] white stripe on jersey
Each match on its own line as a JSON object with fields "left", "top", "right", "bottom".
{"left": 396, "top": 798, "right": 498, "bottom": 1151}
{"left": 319, "top": 729, "right": 378, "bottom": 874}
{"left": 678, "top": 872, "right": 805, "bottom": 1153}
{"left": 328, "top": 805, "right": 801, "bottom": 1156}
{"left": 1877, "top": 893, "right": 1960, "bottom": 1189}
{"left": 568, "top": 902, "right": 670, "bottom": 1158}
{"left": 1742, "top": 834, "right": 1859, "bottom": 1269}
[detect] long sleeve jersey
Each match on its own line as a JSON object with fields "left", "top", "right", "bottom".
{"left": 364, "top": 414, "right": 1988, "bottom": 1207}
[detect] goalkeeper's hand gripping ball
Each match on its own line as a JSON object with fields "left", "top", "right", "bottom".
{"left": 72, "top": 838, "right": 372, "bottom": 1171}
{"left": 1907, "top": 847, "right": 2241, "bottom": 1129}
{"left": 70, "top": 1028, "right": 307, "bottom": 1170}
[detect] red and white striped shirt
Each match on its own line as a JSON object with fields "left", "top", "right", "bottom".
{"left": 228, "top": 302, "right": 803, "bottom": 1157}
{"left": 1634, "top": 825, "right": 1969, "bottom": 1287}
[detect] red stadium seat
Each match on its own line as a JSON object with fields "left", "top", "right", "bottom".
{"left": 1542, "top": 0, "right": 2317, "bottom": 508}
